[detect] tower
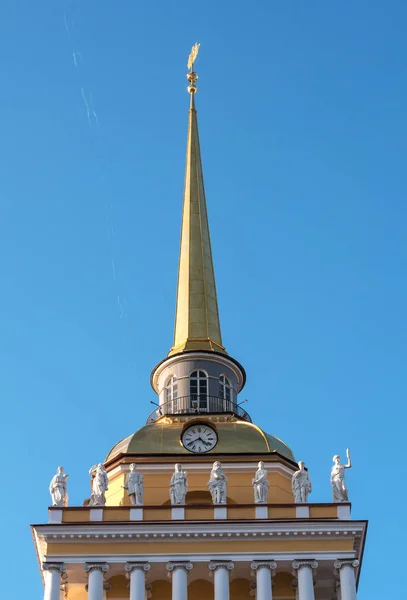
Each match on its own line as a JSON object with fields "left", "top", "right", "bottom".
{"left": 32, "top": 47, "right": 367, "bottom": 600}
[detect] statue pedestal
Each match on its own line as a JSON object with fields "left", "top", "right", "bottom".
{"left": 130, "top": 508, "right": 143, "bottom": 521}
{"left": 295, "top": 505, "right": 310, "bottom": 518}
{"left": 255, "top": 505, "right": 268, "bottom": 519}
{"left": 171, "top": 507, "right": 185, "bottom": 520}
{"left": 337, "top": 504, "right": 351, "bottom": 519}
{"left": 214, "top": 506, "right": 227, "bottom": 519}
{"left": 48, "top": 508, "right": 63, "bottom": 524}
{"left": 90, "top": 508, "right": 103, "bottom": 521}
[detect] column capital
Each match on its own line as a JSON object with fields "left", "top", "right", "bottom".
{"left": 166, "top": 561, "right": 193, "bottom": 573}
{"left": 125, "top": 561, "right": 151, "bottom": 577}
{"left": 292, "top": 559, "right": 318, "bottom": 578}
{"left": 209, "top": 560, "right": 234, "bottom": 571}
{"left": 251, "top": 560, "right": 277, "bottom": 573}
{"left": 42, "top": 562, "right": 67, "bottom": 575}
{"left": 84, "top": 562, "right": 109, "bottom": 575}
{"left": 292, "top": 560, "right": 318, "bottom": 571}
{"left": 334, "top": 559, "right": 359, "bottom": 571}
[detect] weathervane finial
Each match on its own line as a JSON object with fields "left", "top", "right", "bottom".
{"left": 186, "top": 43, "right": 200, "bottom": 95}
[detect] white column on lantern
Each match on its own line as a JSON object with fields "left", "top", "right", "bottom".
{"left": 334, "top": 560, "right": 359, "bottom": 600}
{"left": 42, "top": 563, "right": 66, "bottom": 600}
{"left": 125, "top": 562, "right": 151, "bottom": 600}
{"left": 292, "top": 561, "right": 318, "bottom": 600}
{"left": 209, "top": 561, "right": 234, "bottom": 600}
{"left": 251, "top": 561, "right": 277, "bottom": 600}
{"left": 166, "top": 561, "right": 193, "bottom": 600}
{"left": 84, "top": 563, "right": 109, "bottom": 600}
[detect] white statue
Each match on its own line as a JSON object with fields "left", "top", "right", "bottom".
{"left": 208, "top": 461, "right": 227, "bottom": 504}
{"left": 170, "top": 463, "right": 188, "bottom": 505}
{"left": 292, "top": 461, "right": 312, "bottom": 503}
{"left": 49, "top": 466, "right": 69, "bottom": 507}
{"left": 88, "top": 463, "right": 109, "bottom": 506}
{"left": 331, "top": 449, "right": 352, "bottom": 502}
{"left": 123, "top": 463, "right": 144, "bottom": 505}
{"left": 252, "top": 461, "right": 269, "bottom": 503}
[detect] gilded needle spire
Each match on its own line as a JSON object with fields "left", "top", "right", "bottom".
{"left": 168, "top": 45, "right": 227, "bottom": 357}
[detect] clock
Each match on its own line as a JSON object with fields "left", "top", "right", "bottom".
{"left": 181, "top": 424, "right": 218, "bottom": 453}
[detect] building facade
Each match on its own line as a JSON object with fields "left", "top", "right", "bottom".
{"left": 32, "top": 52, "right": 367, "bottom": 600}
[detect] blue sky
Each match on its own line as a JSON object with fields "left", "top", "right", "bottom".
{"left": 0, "top": 1, "right": 406, "bottom": 597}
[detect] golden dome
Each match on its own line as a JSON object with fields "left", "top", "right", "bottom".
{"left": 105, "top": 418, "right": 295, "bottom": 464}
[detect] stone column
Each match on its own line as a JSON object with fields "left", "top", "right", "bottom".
{"left": 292, "top": 561, "right": 318, "bottom": 600}
{"left": 85, "top": 563, "right": 109, "bottom": 600}
{"left": 209, "top": 561, "right": 234, "bottom": 600}
{"left": 42, "top": 563, "right": 66, "bottom": 600}
{"left": 125, "top": 562, "right": 151, "bottom": 600}
{"left": 251, "top": 561, "right": 277, "bottom": 600}
{"left": 166, "top": 561, "right": 193, "bottom": 600}
{"left": 334, "top": 560, "right": 359, "bottom": 600}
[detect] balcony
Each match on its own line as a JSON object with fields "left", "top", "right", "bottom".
{"left": 146, "top": 395, "right": 252, "bottom": 424}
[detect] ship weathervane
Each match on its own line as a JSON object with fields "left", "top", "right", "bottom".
{"left": 187, "top": 42, "right": 200, "bottom": 71}
{"left": 186, "top": 43, "right": 200, "bottom": 95}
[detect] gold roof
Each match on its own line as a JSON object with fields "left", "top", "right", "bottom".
{"left": 105, "top": 419, "right": 295, "bottom": 463}
{"left": 168, "top": 64, "right": 226, "bottom": 357}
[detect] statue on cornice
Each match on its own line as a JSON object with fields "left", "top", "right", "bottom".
{"left": 331, "top": 449, "right": 352, "bottom": 502}
{"left": 252, "top": 461, "right": 269, "bottom": 504}
{"left": 170, "top": 463, "right": 188, "bottom": 505}
{"left": 123, "top": 463, "right": 144, "bottom": 505}
{"left": 292, "top": 461, "right": 312, "bottom": 503}
{"left": 49, "top": 466, "right": 69, "bottom": 507}
{"left": 208, "top": 461, "right": 227, "bottom": 504}
{"left": 88, "top": 463, "right": 109, "bottom": 506}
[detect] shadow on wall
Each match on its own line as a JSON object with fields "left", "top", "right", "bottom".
{"left": 161, "top": 490, "right": 238, "bottom": 505}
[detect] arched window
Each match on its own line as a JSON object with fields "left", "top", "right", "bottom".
{"left": 189, "top": 370, "right": 208, "bottom": 411}
{"left": 219, "top": 375, "right": 232, "bottom": 403}
{"left": 165, "top": 376, "right": 178, "bottom": 410}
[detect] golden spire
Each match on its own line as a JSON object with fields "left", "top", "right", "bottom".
{"left": 168, "top": 45, "right": 227, "bottom": 357}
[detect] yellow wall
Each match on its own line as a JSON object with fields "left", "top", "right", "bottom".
{"left": 48, "top": 538, "right": 354, "bottom": 557}
{"left": 310, "top": 505, "right": 338, "bottom": 518}
{"left": 66, "top": 583, "right": 86, "bottom": 600}
{"left": 59, "top": 502, "right": 343, "bottom": 523}
{"left": 105, "top": 468, "right": 294, "bottom": 507}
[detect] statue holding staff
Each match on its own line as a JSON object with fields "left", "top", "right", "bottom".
{"left": 331, "top": 449, "right": 352, "bottom": 502}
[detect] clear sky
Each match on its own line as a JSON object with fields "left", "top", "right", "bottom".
{"left": 1, "top": 1, "right": 405, "bottom": 597}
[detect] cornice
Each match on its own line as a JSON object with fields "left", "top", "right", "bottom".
{"left": 44, "top": 551, "right": 358, "bottom": 565}
{"left": 34, "top": 520, "right": 366, "bottom": 559}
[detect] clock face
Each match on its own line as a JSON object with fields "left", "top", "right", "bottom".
{"left": 181, "top": 424, "right": 218, "bottom": 453}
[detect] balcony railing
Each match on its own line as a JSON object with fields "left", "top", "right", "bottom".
{"left": 146, "top": 395, "right": 252, "bottom": 424}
